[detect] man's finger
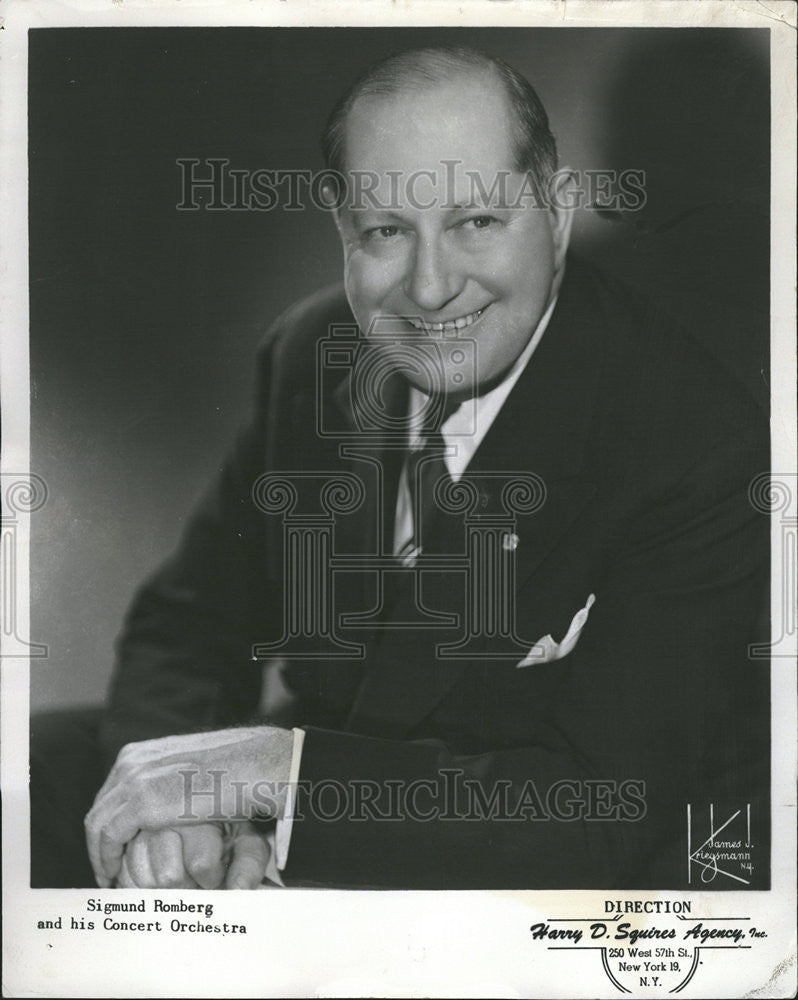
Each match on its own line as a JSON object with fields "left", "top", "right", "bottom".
{"left": 87, "top": 790, "right": 140, "bottom": 885}
{"left": 120, "top": 832, "right": 157, "bottom": 888}
{"left": 99, "top": 823, "right": 131, "bottom": 883}
{"left": 115, "top": 852, "right": 139, "bottom": 889}
{"left": 149, "top": 828, "right": 197, "bottom": 888}
{"left": 84, "top": 810, "right": 110, "bottom": 887}
{"left": 225, "top": 824, "right": 269, "bottom": 890}
{"left": 180, "top": 825, "right": 226, "bottom": 889}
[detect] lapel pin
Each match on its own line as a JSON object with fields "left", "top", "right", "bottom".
{"left": 502, "top": 533, "right": 520, "bottom": 551}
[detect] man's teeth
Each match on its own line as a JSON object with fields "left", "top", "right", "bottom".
{"left": 405, "top": 308, "right": 485, "bottom": 334}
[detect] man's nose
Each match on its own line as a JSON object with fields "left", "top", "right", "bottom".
{"left": 404, "top": 235, "right": 463, "bottom": 314}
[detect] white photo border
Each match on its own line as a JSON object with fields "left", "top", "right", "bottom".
{"left": 2, "top": 2, "right": 795, "bottom": 998}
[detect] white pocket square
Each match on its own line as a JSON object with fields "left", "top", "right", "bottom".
{"left": 516, "top": 594, "right": 596, "bottom": 668}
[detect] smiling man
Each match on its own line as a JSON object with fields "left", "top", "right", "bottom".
{"left": 33, "top": 46, "right": 769, "bottom": 891}
{"left": 331, "top": 60, "right": 571, "bottom": 397}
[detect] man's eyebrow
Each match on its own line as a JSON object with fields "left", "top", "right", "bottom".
{"left": 346, "top": 208, "right": 407, "bottom": 226}
{"left": 448, "top": 199, "right": 511, "bottom": 212}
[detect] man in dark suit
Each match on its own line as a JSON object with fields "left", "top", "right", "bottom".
{"left": 34, "top": 45, "right": 769, "bottom": 890}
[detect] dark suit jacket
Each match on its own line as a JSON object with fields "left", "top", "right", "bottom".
{"left": 101, "top": 255, "right": 770, "bottom": 889}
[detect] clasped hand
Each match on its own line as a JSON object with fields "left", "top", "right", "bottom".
{"left": 85, "top": 726, "right": 294, "bottom": 888}
{"left": 115, "top": 821, "right": 272, "bottom": 889}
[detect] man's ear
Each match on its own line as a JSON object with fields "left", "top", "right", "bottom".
{"left": 547, "top": 168, "right": 576, "bottom": 270}
{"left": 320, "top": 181, "right": 344, "bottom": 236}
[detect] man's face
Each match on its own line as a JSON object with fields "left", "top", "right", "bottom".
{"left": 335, "top": 73, "right": 571, "bottom": 398}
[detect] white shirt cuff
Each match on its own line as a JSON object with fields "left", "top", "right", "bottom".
{"left": 274, "top": 727, "right": 305, "bottom": 872}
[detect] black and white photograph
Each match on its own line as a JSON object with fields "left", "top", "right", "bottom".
{"left": 2, "top": 2, "right": 795, "bottom": 997}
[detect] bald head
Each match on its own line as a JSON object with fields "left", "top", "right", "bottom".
{"left": 321, "top": 46, "right": 558, "bottom": 205}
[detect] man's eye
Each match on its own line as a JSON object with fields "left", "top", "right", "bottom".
{"left": 463, "top": 215, "right": 498, "bottom": 231}
{"left": 367, "top": 225, "right": 401, "bottom": 240}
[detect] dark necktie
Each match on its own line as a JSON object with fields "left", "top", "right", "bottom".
{"left": 397, "top": 398, "right": 459, "bottom": 562}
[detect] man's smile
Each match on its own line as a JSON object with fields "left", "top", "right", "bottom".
{"left": 402, "top": 305, "right": 489, "bottom": 335}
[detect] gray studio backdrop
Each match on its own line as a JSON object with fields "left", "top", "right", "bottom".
{"left": 29, "top": 27, "right": 769, "bottom": 711}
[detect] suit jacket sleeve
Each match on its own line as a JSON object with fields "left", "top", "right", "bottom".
{"left": 98, "top": 323, "right": 286, "bottom": 767}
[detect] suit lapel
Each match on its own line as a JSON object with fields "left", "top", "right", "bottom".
{"left": 330, "top": 355, "right": 409, "bottom": 557}
{"left": 348, "top": 260, "right": 606, "bottom": 737}
{"left": 464, "top": 260, "right": 604, "bottom": 590}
